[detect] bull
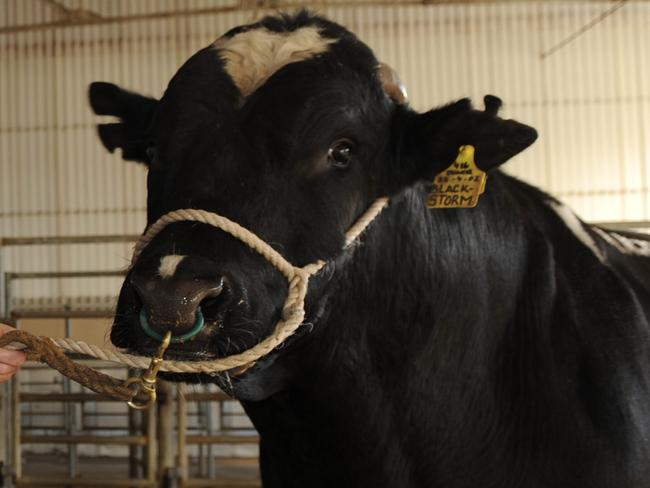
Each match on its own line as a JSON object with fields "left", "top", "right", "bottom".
{"left": 89, "top": 11, "right": 650, "bottom": 488}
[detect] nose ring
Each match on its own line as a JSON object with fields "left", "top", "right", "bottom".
{"left": 139, "top": 307, "right": 206, "bottom": 343}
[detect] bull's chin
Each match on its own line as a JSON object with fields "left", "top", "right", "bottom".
{"left": 155, "top": 362, "right": 261, "bottom": 399}
{"left": 127, "top": 343, "right": 248, "bottom": 398}
{"left": 157, "top": 370, "right": 240, "bottom": 397}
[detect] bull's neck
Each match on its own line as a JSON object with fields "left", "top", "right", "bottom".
{"left": 316, "top": 174, "right": 529, "bottom": 373}
{"left": 244, "top": 174, "right": 534, "bottom": 487}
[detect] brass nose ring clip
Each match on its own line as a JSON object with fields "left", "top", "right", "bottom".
{"left": 124, "top": 330, "right": 172, "bottom": 410}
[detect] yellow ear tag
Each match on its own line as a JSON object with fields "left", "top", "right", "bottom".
{"left": 427, "top": 145, "right": 487, "bottom": 209}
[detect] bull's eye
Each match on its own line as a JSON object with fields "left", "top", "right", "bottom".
{"left": 328, "top": 139, "right": 354, "bottom": 169}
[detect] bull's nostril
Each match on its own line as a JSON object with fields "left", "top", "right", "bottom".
{"left": 130, "top": 271, "right": 226, "bottom": 341}
{"left": 139, "top": 307, "right": 206, "bottom": 344}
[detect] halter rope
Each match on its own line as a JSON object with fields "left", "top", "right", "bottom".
{"left": 2, "top": 197, "right": 389, "bottom": 375}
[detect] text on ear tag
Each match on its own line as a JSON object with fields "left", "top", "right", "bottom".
{"left": 427, "top": 145, "right": 487, "bottom": 209}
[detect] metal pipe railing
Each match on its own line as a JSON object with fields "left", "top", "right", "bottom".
{"left": 0, "top": 234, "right": 137, "bottom": 321}
{"left": 0, "top": 235, "right": 139, "bottom": 246}
{"left": 592, "top": 220, "right": 650, "bottom": 230}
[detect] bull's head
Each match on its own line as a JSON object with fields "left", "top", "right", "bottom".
{"left": 89, "top": 12, "right": 536, "bottom": 400}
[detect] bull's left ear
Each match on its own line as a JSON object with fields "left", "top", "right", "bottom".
{"left": 403, "top": 95, "right": 538, "bottom": 181}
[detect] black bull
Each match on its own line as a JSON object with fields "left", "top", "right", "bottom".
{"left": 89, "top": 12, "right": 650, "bottom": 488}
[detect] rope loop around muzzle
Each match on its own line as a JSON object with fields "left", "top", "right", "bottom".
{"left": 124, "top": 196, "right": 390, "bottom": 373}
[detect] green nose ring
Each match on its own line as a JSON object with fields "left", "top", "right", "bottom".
{"left": 139, "top": 307, "right": 206, "bottom": 344}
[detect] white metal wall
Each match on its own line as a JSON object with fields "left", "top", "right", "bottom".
{"left": 1, "top": 0, "right": 649, "bottom": 304}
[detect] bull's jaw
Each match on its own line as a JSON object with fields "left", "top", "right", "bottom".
{"left": 224, "top": 353, "right": 299, "bottom": 401}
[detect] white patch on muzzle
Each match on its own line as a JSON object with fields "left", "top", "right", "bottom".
{"left": 158, "top": 255, "right": 187, "bottom": 279}
{"left": 213, "top": 26, "right": 336, "bottom": 98}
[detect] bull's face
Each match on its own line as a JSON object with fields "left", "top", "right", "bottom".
{"left": 90, "top": 12, "right": 537, "bottom": 399}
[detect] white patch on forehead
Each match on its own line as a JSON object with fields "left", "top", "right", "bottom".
{"left": 593, "top": 228, "right": 650, "bottom": 257}
{"left": 548, "top": 201, "right": 605, "bottom": 262}
{"left": 213, "top": 26, "right": 336, "bottom": 98}
{"left": 158, "top": 255, "right": 187, "bottom": 279}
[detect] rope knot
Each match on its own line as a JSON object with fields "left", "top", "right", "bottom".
{"left": 281, "top": 270, "right": 308, "bottom": 320}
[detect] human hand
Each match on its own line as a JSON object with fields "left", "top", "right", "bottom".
{"left": 0, "top": 323, "right": 26, "bottom": 383}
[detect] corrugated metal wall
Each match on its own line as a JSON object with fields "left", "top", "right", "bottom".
{"left": 1, "top": 0, "right": 649, "bottom": 305}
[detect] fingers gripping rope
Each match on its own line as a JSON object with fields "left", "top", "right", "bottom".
{"left": 0, "top": 197, "right": 389, "bottom": 399}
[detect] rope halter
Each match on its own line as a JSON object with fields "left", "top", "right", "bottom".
{"left": 128, "top": 197, "right": 390, "bottom": 373}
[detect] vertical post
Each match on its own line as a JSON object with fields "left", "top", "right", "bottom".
{"left": 206, "top": 398, "right": 215, "bottom": 479}
{"left": 63, "top": 318, "right": 77, "bottom": 479}
{"left": 157, "top": 381, "right": 175, "bottom": 483}
{"left": 219, "top": 394, "right": 225, "bottom": 431}
{"left": 4, "top": 275, "right": 12, "bottom": 322}
{"left": 128, "top": 394, "right": 142, "bottom": 479}
{"left": 0, "top": 383, "right": 5, "bottom": 481}
{"left": 146, "top": 399, "right": 157, "bottom": 486}
{"left": 198, "top": 402, "right": 207, "bottom": 477}
{"left": 12, "top": 376, "right": 20, "bottom": 481}
{"left": 0, "top": 242, "right": 5, "bottom": 321}
{"left": 177, "top": 386, "right": 188, "bottom": 482}
{"left": 5, "top": 313, "right": 17, "bottom": 488}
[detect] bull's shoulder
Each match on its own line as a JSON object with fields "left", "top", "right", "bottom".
{"left": 589, "top": 226, "right": 650, "bottom": 301}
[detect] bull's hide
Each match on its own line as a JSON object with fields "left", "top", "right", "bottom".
{"left": 89, "top": 11, "right": 650, "bottom": 488}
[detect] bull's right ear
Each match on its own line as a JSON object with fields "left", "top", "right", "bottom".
{"left": 88, "top": 82, "right": 158, "bottom": 164}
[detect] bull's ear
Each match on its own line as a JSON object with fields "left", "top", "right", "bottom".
{"left": 88, "top": 81, "right": 158, "bottom": 164}
{"left": 404, "top": 95, "right": 537, "bottom": 181}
